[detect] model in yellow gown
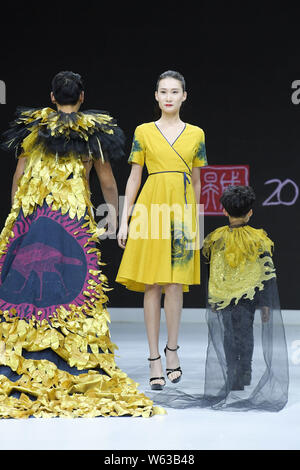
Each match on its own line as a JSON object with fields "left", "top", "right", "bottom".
{"left": 116, "top": 121, "right": 208, "bottom": 292}
{"left": 0, "top": 106, "right": 164, "bottom": 418}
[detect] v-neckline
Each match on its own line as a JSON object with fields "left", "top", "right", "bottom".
{"left": 154, "top": 122, "right": 187, "bottom": 147}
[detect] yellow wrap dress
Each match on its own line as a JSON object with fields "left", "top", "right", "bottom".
{"left": 116, "top": 122, "right": 208, "bottom": 292}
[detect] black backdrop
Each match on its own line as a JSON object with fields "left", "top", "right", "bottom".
{"left": 0, "top": 3, "right": 299, "bottom": 309}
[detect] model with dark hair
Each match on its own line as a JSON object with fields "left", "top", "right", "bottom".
{"left": 201, "top": 184, "right": 289, "bottom": 408}
{"left": 150, "top": 185, "right": 289, "bottom": 412}
{"left": 116, "top": 70, "right": 208, "bottom": 390}
{"left": 0, "top": 71, "right": 163, "bottom": 418}
{"left": 207, "top": 185, "right": 264, "bottom": 390}
{"left": 219, "top": 184, "right": 256, "bottom": 218}
{"left": 51, "top": 71, "right": 84, "bottom": 105}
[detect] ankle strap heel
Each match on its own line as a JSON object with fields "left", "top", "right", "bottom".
{"left": 164, "top": 344, "right": 182, "bottom": 384}
{"left": 148, "top": 355, "right": 166, "bottom": 390}
{"left": 164, "top": 345, "right": 180, "bottom": 354}
{"left": 148, "top": 355, "right": 161, "bottom": 362}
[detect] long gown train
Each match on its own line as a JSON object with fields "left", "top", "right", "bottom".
{"left": 149, "top": 226, "right": 289, "bottom": 412}
{"left": 0, "top": 107, "right": 164, "bottom": 418}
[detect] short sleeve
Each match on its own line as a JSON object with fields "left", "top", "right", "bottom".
{"left": 128, "top": 126, "right": 145, "bottom": 167}
{"left": 193, "top": 129, "right": 208, "bottom": 168}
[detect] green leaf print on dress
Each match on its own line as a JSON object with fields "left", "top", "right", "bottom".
{"left": 194, "top": 141, "right": 207, "bottom": 165}
{"left": 171, "top": 220, "right": 194, "bottom": 267}
{"left": 128, "top": 136, "right": 143, "bottom": 163}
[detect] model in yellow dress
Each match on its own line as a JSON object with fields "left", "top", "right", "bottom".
{"left": 116, "top": 121, "right": 207, "bottom": 290}
{"left": 116, "top": 71, "right": 207, "bottom": 390}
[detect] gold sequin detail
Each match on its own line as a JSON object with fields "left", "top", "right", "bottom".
{"left": 0, "top": 153, "right": 166, "bottom": 418}
{"left": 203, "top": 225, "right": 276, "bottom": 310}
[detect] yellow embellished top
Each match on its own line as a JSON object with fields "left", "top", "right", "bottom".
{"left": 203, "top": 224, "right": 276, "bottom": 310}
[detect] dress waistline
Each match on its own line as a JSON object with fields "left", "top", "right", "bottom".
{"left": 148, "top": 171, "right": 192, "bottom": 206}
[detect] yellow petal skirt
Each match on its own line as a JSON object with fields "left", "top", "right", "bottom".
{"left": 0, "top": 154, "right": 165, "bottom": 418}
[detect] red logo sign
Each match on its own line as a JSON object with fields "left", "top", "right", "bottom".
{"left": 200, "top": 165, "right": 250, "bottom": 215}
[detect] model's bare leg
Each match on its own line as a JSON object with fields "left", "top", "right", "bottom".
{"left": 144, "top": 284, "right": 164, "bottom": 386}
{"left": 164, "top": 283, "right": 183, "bottom": 382}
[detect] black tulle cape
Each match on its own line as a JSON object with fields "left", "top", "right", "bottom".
{"left": 148, "top": 265, "right": 289, "bottom": 412}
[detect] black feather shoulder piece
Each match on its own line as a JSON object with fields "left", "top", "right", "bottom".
{"left": 0, "top": 107, "right": 125, "bottom": 162}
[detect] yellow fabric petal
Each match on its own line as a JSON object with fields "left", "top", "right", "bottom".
{"left": 0, "top": 148, "right": 162, "bottom": 418}
{"left": 203, "top": 225, "right": 276, "bottom": 309}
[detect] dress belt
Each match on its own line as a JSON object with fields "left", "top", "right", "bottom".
{"left": 148, "top": 171, "right": 192, "bottom": 206}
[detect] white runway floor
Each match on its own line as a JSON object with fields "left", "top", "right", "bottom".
{"left": 0, "top": 314, "right": 300, "bottom": 451}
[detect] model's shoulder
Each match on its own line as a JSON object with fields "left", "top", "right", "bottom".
{"left": 134, "top": 122, "right": 154, "bottom": 132}
{"left": 248, "top": 225, "right": 273, "bottom": 242}
{"left": 248, "top": 226, "right": 262, "bottom": 233}
{"left": 248, "top": 225, "right": 269, "bottom": 237}
{"left": 186, "top": 123, "right": 205, "bottom": 135}
{"left": 204, "top": 226, "right": 228, "bottom": 243}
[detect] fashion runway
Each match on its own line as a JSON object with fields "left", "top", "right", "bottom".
{"left": 0, "top": 310, "right": 299, "bottom": 451}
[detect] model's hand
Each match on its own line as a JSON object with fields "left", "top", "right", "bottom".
{"left": 97, "top": 211, "right": 118, "bottom": 240}
{"left": 117, "top": 223, "right": 128, "bottom": 249}
{"left": 105, "top": 211, "right": 118, "bottom": 238}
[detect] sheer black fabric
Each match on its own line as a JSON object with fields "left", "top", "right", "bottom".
{"left": 150, "top": 278, "right": 289, "bottom": 412}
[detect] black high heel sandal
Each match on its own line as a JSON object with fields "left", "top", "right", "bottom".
{"left": 164, "top": 345, "right": 182, "bottom": 384}
{"left": 148, "top": 355, "right": 166, "bottom": 391}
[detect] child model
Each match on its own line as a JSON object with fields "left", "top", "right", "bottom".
{"left": 0, "top": 71, "right": 162, "bottom": 418}
{"left": 151, "top": 185, "right": 289, "bottom": 411}
{"left": 116, "top": 71, "right": 207, "bottom": 390}
{"left": 202, "top": 185, "right": 289, "bottom": 410}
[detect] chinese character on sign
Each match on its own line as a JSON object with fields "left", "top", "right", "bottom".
{"left": 200, "top": 165, "right": 250, "bottom": 215}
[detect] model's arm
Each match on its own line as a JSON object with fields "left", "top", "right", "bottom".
{"left": 191, "top": 167, "right": 201, "bottom": 208}
{"left": 11, "top": 157, "right": 27, "bottom": 205}
{"left": 93, "top": 159, "right": 119, "bottom": 235}
{"left": 117, "top": 163, "right": 143, "bottom": 249}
